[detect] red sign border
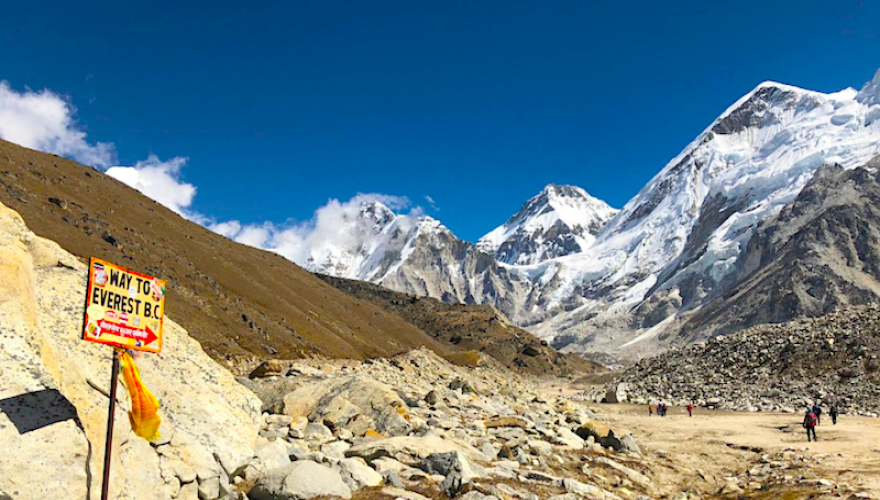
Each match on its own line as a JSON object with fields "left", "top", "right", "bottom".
{"left": 82, "top": 257, "right": 165, "bottom": 353}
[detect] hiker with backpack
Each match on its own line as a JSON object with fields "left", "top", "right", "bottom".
{"left": 803, "top": 408, "right": 818, "bottom": 442}
{"left": 812, "top": 403, "right": 822, "bottom": 425}
{"left": 830, "top": 405, "right": 839, "bottom": 425}
{"left": 687, "top": 403, "right": 694, "bottom": 417}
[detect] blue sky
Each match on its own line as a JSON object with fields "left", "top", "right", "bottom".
{"left": 1, "top": 1, "right": 879, "bottom": 243}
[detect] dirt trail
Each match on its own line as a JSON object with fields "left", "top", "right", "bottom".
{"left": 597, "top": 403, "right": 880, "bottom": 498}
{"left": 538, "top": 379, "right": 880, "bottom": 498}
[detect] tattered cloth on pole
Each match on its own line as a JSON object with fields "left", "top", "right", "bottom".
{"left": 118, "top": 349, "right": 162, "bottom": 441}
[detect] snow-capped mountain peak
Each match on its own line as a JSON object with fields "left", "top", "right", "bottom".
{"left": 304, "top": 67, "right": 880, "bottom": 359}
{"left": 304, "top": 199, "right": 460, "bottom": 284}
{"left": 477, "top": 184, "right": 617, "bottom": 265}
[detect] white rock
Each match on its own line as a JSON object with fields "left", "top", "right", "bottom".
{"left": 198, "top": 475, "right": 221, "bottom": 500}
{"left": 178, "top": 481, "right": 199, "bottom": 500}
{"left": 250, "top": 460, "right": 352, "bottom": 500}
{"left": 554, "top": 427, "right": 585, "bottom": 449}
{"left": 562, "top": 477, "right": 606, "bottom": 498}
{"left": 320, "top": 440, "right": 351, "bottom": 461}
{"left": 381, "top": 487, "right": 430, "bottom": 500}
{"left": 255, "top": 440, "right": 292, "bottom": 471}
{"left": 334, "top": 457, "right": 384, "bottom": 489}
{"left": 303, "top": 422, "right": 333, "bottom": 441}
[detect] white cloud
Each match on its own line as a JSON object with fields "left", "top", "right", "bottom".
{"left": 0, "top": 79, "right": 426, "bottom": 266}
{"left": 106, "top": 155, "right": 198, "bottom": 217}
{"left": 234, "top": 224, "right": 273, "bottom": 248}
{"left": 213, "top": 193, "right": 420, "bottom": 266}
{"left": 208, "top": 220, "right": 242, "bottom": 238}
{"left": 424, "top": 195, "right": 439, "bottom": 211}
{"left": 0, "top": 81, "right": 116, "bottom": 167}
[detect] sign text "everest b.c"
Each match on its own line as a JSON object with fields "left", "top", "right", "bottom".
{"left": 82, "top": 258, "right": 166, "bottom": 353}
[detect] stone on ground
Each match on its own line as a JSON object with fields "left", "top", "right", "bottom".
{"left": 249, "top": 460, "right": 351, "bottom": 500}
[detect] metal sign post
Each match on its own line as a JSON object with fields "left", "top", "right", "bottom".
{"left": 82, "top": 257, "right": 166, "bottom": 500}
{"left": 100, "top": 349, "right": 121, "bottom": 500}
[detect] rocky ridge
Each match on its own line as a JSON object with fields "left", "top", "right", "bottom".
{"left": 613, "top": 305, "right": 880, "bottom": 415}
{"left": 240, "top": 347, "right": 866, "bottom": 500}
{"left": 241, "top": 348, "right": 656, "bottom": 500}
{"left": 315, "top": 273, "right": 598, "bottom": 376}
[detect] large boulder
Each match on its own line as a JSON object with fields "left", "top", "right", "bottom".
{"left": 333, "top": 457, "right": 383, "bottom": 490}
{"left": 0, "top": 200, "right": 261, "bottom": 500}
{"left": 420, "top": 451, "right": 482, "bottom": 481}
{"left": 255, "top": 440, "right": 292, "bottom": 471}
{"left": 283, "top": 376, "right": 412, "bottom": 437}
{"left": 575, "top": 420, "right": 639, "bottom": 453}
{"left": 602, "top": 383, "right": 628, "bottom": 404}
{"left": 420, "top": 450, "right": 484, "bottom": 496}
{"left": 575, "top": 420, "right": 614, "bottom": 443}
{"left": 249, "top": 460, "right": 352, "bottom": 500}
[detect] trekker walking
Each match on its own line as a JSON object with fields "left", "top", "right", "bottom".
{"left": 830, "top": 405, "right": 839, "bottom": 425}
{"left": 687, "top": 403, "right": 694, "bottom": 417}
{"left": 812, "top": 403, "right": 822, "bottom": 425}
{"left": 803, "top": 409, "right": 818, "bottom": 442}
{"left": 649, "top": 405, "right": 654, "bottom": 416}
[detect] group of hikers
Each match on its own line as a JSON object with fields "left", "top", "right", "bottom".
{"left": 645, "top": 401, "right": 840, "bottom": 442}
{"left": 648, "top": 402, "right": 695, "bottom": 417}
{"left": 803, "top": 403, "right": 840, "bottom": 442}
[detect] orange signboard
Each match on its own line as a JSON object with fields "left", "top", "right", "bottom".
{"left": 82, "top": 257, "right": 166, "bottom": 353}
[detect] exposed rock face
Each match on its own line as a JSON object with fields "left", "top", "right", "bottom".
{"left": 0, "top": 200, "right": 261, "bottom": 499}
{"left": 616, "top": 304, "right": 880, "bottom": 415}
{"left": 477, "top": 184, "right": 618, "bottom": 265}
{"left": 680, "top": 161, "right": 880, "bottom": 341}
{"left": 376, "top": 220, "right": 537, "bottom": 323}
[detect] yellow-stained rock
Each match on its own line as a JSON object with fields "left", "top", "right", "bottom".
{"left": 484, "top": 415, "right": 534, "bottom": 429}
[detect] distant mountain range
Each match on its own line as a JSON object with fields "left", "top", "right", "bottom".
{"left": 306, "top": 68, "right": 880, "bottom": 360}
{"left": 0, "top": 138, "right": 597, "bottom": 376}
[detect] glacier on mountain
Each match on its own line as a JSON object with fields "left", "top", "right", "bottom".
{"left": 301, "top": 68, "right": 880, "bottom": 358}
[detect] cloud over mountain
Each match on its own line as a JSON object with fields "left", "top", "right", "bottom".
{"left": 106, "top": 155, "right": 197, "bottom": 217}
{"left": 210, "top": 193, "right": 422, "bottom": 266}
{"left": 0, "top": 81, "right": 115, "bottom": 168}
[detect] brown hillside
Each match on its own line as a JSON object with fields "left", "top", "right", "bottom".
{"left": 0, "top": 138, "right": 455, "bottom": 364}
{"left": 317, "top": 274, "right": 599, "bottom": 375}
